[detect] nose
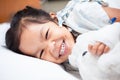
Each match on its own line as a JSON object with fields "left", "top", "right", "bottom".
{"left": 44, "top": 39, "right": 62, "bottom": 58}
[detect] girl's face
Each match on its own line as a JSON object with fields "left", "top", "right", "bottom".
{"left": 19, "top": 21, "right": 75, "bottom": 64}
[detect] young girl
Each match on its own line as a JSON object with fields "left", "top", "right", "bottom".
{"left": 5, "top": 0, "right": 120, "bottom": 79}
{"left": 6, "top": 6, "right": 111, "bottom": 63}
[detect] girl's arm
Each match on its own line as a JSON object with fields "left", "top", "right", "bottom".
{"left": 103, "top": 7, "right": 120, "bottom": 22}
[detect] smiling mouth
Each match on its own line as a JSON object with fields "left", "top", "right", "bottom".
{"left": 59, "top": 40, "right": 65, "bottom": 57}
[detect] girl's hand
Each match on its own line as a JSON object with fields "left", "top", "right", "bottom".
{"left": 88, "top": 42, "right": 110, "bottom": 56}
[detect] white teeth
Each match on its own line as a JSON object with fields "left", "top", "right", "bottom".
{"left": 60, "top": 42, "right": 65, "bottom": 55}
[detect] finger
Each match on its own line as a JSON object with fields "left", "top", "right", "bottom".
{"left": 88, "top": 44, "right": 93, "bottom": 53}
{"left": 104, "top": 46, "right": 110, "bottom": 53}
{"left": 90, "top": 42, "right": 101, "bottom": 54}
{"left": 96, "top": 44, "right": 105, "bottom": 55}
{"left": 92, "top": 42, "right": 101, "bottom": 54}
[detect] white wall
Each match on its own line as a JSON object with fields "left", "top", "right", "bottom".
{"left": 41, "top": 0, "right": 69, "bottom": 12}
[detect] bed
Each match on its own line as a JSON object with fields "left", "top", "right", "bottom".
{"left": 0, "top": 23, "right": 79, "bottom": 80}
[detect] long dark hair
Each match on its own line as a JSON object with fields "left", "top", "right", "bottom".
{"left": 5, "top": 6, "right": 55, "bottom": 54}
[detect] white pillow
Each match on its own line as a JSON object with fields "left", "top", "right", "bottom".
{"left": 0, "top": 23, "right": 10, "bottom": 46}
{"left": 0, "top": 23, "right": 79, "bottom": 80}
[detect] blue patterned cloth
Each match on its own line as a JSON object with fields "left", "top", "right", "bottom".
{"left": 57, "top": 0, "right": 120, "bottom": 33}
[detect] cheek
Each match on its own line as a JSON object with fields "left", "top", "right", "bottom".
{"left": 55, "top": 27, "right": 69, "bottom": 36}
{"left": 61, "top": 27, "right": 71, "bottom": 36}
{"left": 51, "top": 28, "right": 64, "bottom": 38}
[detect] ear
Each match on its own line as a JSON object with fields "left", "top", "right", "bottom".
{"left": 49, "top": 12, "right": 58, "bottom": 23}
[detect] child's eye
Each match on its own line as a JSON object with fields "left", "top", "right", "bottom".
{"left": 45, "top": 29, "right": 49, "bottom": 39}
{"left": 39, "top": 50, "right": 44, "bottom": 59}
